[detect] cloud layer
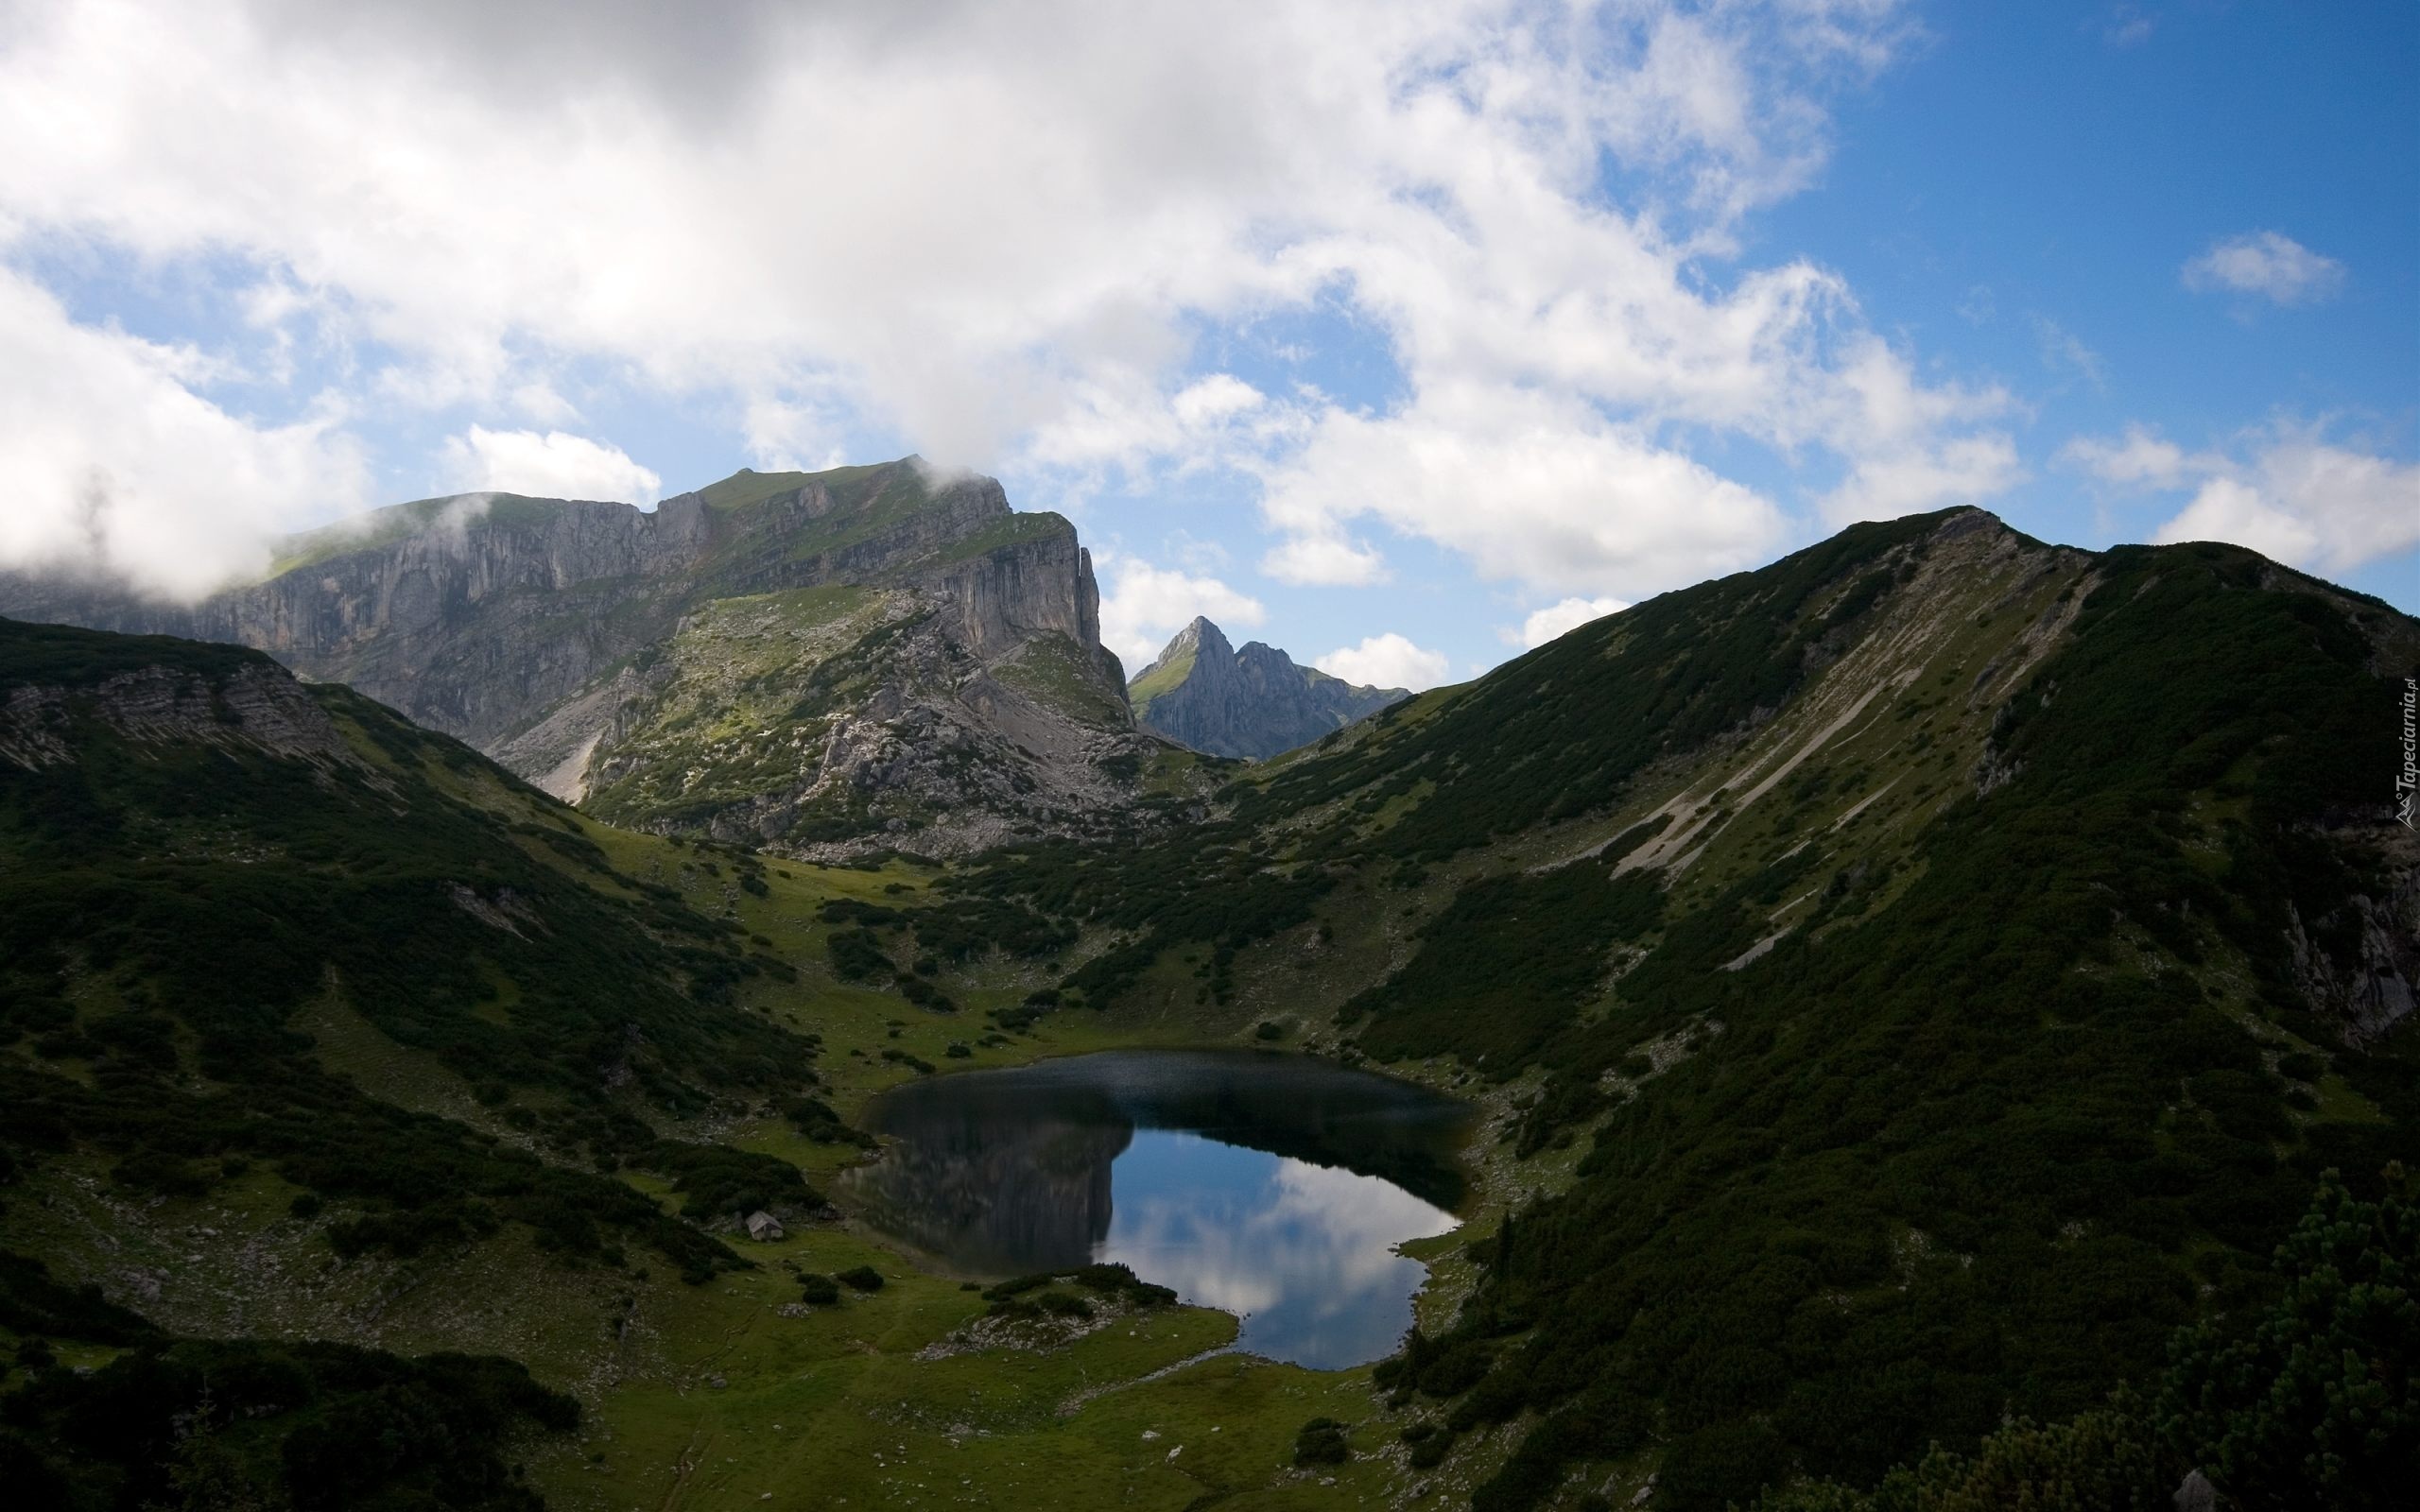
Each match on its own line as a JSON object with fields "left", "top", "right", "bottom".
{"left": 0, "top": 0, "right": 2039, "bottom": 607}
{"left": 0, "top": 266, "right": 365, "bottom": 597}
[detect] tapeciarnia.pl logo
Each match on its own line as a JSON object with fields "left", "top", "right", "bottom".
{"left": 2399, "top": 676, "right": 2417, "bottom": 830}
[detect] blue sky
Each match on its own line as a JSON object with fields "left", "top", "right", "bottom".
{"left": 0, "top": 0, "right": 2411, "bottom": 689}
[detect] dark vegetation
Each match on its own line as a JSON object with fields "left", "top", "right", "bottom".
{"left": 820, "top": 894, "right": 1063, "bottom": 1011}
{"left": 1293, "top": 1416, "right": 1351, "bottom": 1467}
{"left": 783, "top": 1094, "right": 874, "bottom": 1147}
{"left": 979, "top": 1263, "right": 1178, "bottom": 1322}
{"left": 0, "top": 1250, "right": 579, "bottom": 1512}
{"left": 5, "top": 1339, "right": 579, "bottom": 1511}
{"left": 0, "top": 620, "right": 822, "bottom": 1283}
{"left": 1754, "top": 1173, "right": 2416, "bottom": 1511}
{"left": 947, "top": 834, "right": 1339, "bottom": 1007}
{"left": 1339, "top": 853, "right": 1664, "bottom": 1070}
{"left": 1341, "top": 545, "right": 2420, "bottom": 1508}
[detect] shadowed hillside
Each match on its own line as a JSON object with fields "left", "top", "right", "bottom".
{"left": 950, "top": 507, "right": 2420, "bottom": 1507}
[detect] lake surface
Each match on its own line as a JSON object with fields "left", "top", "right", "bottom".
{"left": 840, "top": 1049, "right": 1473, "bottom": 1368}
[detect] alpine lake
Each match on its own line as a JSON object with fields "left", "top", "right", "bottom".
{"left": 839, "top": 1049, "right": 1476, "bottom": 1369}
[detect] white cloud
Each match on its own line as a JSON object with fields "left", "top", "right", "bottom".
{"left": 2152, "top": 440, "right": 2420, "bottom": 576}
{"left": 1026, "top": 370, "right": 1285, "bottom": 478}
{"left": 1096, "top": 551, "right": 1267, "bottom": 667}
{"left": 0, "top": 266, "right": 367, "bottom": 599}
{"left": 1513, "top": 594, "right": 1631, "bottom": 648}
{"left": 0, "top": 0, "right": 2017, "bottom": 607}
{"left": 438, "top": 427, "right": 661, "bottom": 503}
{"left": 2058, "top": 423, "right": 2194, "bottom": 489}
{"left": 1318, "top": 632, "right": 1452, "bottom": 691}
{"left": 1260, "top": 385, "right": 1789, "bottom": 595}
{"left": 1820, "top": 434, "right": 2026, "bottom": 525}
{"left": 1260, "top": 531, "right": 1392, "bottom": 588}
{"left": 2063, "top": 422, "right": 2420, "bottom": 576}
{"left": 1170, "top": 374, "right": 1266, "bottom": 429}
{"left": 2183, "top": 232, "right": 2346, "bottom": 306}
{"left": 2152, "top": 477, "right": 2321, "bottom": 567}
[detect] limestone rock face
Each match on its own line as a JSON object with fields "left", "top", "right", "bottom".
{"left": 0, "top": 458, "right": 1204, "bottom": 855}
{"left": 1130, "top": 617, "right": 1409, "bottom": 760}
{"left": 0, "top": 660, "right": 360, "bottom": 773}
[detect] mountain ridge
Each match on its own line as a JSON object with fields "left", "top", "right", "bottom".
{"left": 951, "top": 504, "right": 2420, "bottom": 1506}
{"left": 0, "top": 458, "right": 1210, "bottom": 858}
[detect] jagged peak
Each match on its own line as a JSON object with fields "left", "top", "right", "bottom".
{"left": 1137, "top": 617, "right": 1229, "bottom": 682}
{"left": 1180, "top": 616, "right": 1233, "bottom": 654}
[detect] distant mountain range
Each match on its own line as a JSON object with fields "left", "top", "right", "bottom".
{"left": 1129, "top": 616, "right": 1409, "bottom": 760}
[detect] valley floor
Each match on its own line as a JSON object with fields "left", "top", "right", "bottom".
{"left": 2, "top": 812, "right": 1581, "bottom": 1512}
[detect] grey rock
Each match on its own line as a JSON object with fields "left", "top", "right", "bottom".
{"left": 1130, "top": 617, "right": 1409, "bottom": 761}
{"left": 2284, "top": 818, "right": 2420, "bottom": 1045}
{"left": 2173, "top": 1469, "right": 2214, "bottom": 1512}
{"left": 1, "top": 458, "right": 1206, "bottom": 856}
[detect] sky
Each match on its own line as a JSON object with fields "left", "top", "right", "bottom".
{"left": 0, "top": 0, "right": 2411, "bottom": 691}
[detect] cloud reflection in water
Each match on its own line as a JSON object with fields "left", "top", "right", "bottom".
{"left": 841, "top": 1049, "right": 1472, "bottom": 1368}
{"left": 1101, "top": 1131, "right": 1459, "bottom": 1368}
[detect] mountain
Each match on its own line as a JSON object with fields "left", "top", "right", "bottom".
{"left": 955, "top": 507, "right": 2420, "bottom": 1507}
{"left": 7, "top": 504, "right": 2415, "bottom": 1511}
{"left": 0, "top": 458, "right": 1201, "bottom": 858}
{"left": 1129, "top": 615, "right": 1409, "bottom": 759}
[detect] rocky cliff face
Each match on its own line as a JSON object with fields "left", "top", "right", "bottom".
{"left": 1129, "top": 617, "right": 1409, "bottom": 760}
{"left": 0, "top": 458, "right": 1201, "bottom": 856}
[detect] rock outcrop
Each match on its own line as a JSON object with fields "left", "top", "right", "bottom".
{"left": 1129, "top": 617, "right": 1409, "bottom": 760}
{"left": 0, "top": 656, "right": 360, "bottom": 774}
{"left": 0, "top": 458, "right": 1199, "bottom": 856}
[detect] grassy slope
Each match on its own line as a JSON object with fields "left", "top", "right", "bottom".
{"left": 992, "top": 631, "right": 1132, "bottom": 728}
{"left": 1127, "top": 641, "right": 1198, "bottom": 717}
{"left": 577, "top": 584, "right": 900, "bottom": 832}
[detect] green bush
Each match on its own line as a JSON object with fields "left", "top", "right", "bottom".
{"left": 2155, "top": 1173, "right": 2418, "bottom": 1509}
{"left": 1292, "top": 1417, "right": 1350, "bottom": 1466}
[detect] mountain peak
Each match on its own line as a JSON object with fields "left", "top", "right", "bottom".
{"left": 1176, "top": 615, "right": 1233, "bottom": 657}
{"left": 1130, "top": 618, "right": 1408, "bottom": 760}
